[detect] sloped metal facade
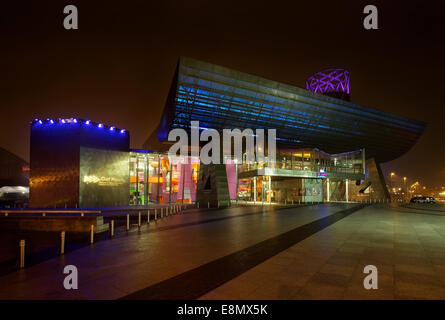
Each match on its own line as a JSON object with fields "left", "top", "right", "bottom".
{"left": 152, "top": 57, "right": 425, "bottom": 164}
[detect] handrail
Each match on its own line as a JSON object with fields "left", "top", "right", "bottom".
{"left": 0, "top": 210, "right": 102, "bottom": 214}
{"left": 100, "top": 204, "right": 188, "bottom": 212}
{"left": 0, "top": 204, "right": 191, "bottom": 215}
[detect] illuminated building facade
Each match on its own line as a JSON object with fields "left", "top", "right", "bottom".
{"left": 144, "top": 57, "right": 426, "bottom": 205}
{"left": 28, "top": 57, "right": 426, "bottom": 208}
{"left": 29, "top": 118, "right": 130, "bottom": 208}
{"left": 129, "top": 151, "right": 199, "bottom": 205}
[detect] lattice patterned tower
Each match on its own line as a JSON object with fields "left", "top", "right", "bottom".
{"left": 306, "top": 68, "right": 350, "bottom": 101}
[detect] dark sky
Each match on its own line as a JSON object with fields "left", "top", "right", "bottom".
{"left": 1, "top": 1, "right": 444, "bottom": 187}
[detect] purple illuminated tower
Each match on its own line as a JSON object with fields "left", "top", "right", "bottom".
{"left": 306, "top": 68, "right": 350, "bottom": 101}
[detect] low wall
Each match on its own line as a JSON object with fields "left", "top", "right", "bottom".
{"left": 0, "top": 216, "right": 108, "bottom": 233}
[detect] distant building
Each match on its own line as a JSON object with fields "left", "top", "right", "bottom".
{"left": 0, "top": 147, "right": 29, "bottom": 187}
{"left": 0, "top": 147, "right": 29, "bottom": 207}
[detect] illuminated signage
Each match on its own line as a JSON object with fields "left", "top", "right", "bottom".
{"left": 317, "top": 169, "right": 327, "bottom": 178}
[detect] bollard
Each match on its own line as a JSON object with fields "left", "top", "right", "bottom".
{"left": 292, "top": 200, "right": 294, "bottom": 205}
{"left": 126, "top": 214, "right": 130, "bottom": 231}
{"left": 197, "top": 202, "right": 200, "bottom": 208}
{"left": 81, "top": 212, "right": 84, "bottom": 217}
{"left": 147, "top": 209, "right": 150, "bottom": 223}
{"left": 155, "top": 209, "right": 157, "bottom": 220}
{"left": 90, "top": 225, "right": 94, "bottom": 244}
{"left": 110, "top": 220, "right": 115, "bottom": 237}
{"left": 42, "top": 212, "right": 46, "bottom": 217}
{"left": 208, "top": 201, "right": 210, "bottom": 209}
{"left": 19, "top": 240, "right": 25, "bottom": 268}
{"left": 60, "top": 231, "right": 65, "bottom": 255}
{"left": 138, "top": 211, "right": 141, "bottom": 228}
{"left": 161, "top": 207, "right": 163, "bottom": 218}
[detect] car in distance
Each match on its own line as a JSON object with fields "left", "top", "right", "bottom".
{"left": 410, "top": 196, "right": 436, "bottom": 204}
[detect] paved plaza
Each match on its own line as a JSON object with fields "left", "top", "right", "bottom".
{"left": 1, "top": 203, "right": 445, "bottom": 299}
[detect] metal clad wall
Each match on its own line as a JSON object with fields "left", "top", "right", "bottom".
{"left": 79, "top": 147, "right": 129, "bottom": 207}
{"left": 30, "top": 120, "right": 130, "bottom": 208}
{"left": 29, "top": 124, "right": 80, "bottom": 208}
{"left": 79, "top": 124, "right": 129, "bottom": 152}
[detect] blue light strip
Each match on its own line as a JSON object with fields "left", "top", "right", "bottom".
{"left": 30, "top": 118, "right": 128, "bottom": 135}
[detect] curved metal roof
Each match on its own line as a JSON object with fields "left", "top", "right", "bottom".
{"left": 148, "top": 57, "right": 426, "bottom": 163}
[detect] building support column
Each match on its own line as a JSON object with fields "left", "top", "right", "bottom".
{"left": 346, "top": 178, "right": 349, "bottom": 202}
{"left": 181, "top": 160, "right": 185, "bottom": 204}
{"left": 253, "top": 178, "right": 257, "bottom": 204}
{"left": 327, "top": 178, "right": 330, "bottom": 202}
{"left": 235, "top": 162, "right": 239, "bottom": 202}
{"left": 168, "top": 163, "right": 172, "bottom": 204}
{"left": 268, "top": 175, "right": 272, "bottom": 204}
{"left": 157, "top": 155, "right": 161, "bottom": 203}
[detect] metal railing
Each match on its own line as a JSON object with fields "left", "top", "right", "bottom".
{"left": 8, "top": 203, "right": 193, "bottom": 269}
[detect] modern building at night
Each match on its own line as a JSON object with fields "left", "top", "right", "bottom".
{"left": 144, "top": 57, "right": 426, "bottom": 206}
{"left": 28, "top": 57, "right": 426, "bottom": 208}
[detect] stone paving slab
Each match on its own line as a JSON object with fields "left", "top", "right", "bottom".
{"left": 0, "top": 203, "right": 354, "bottom": 299}
{"left": 200, "top": 204, "right": 445, "bottom": 300}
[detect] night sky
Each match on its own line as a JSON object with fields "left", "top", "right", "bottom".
{"left": 1, "top": 1, "right": 444, "bottom": 187}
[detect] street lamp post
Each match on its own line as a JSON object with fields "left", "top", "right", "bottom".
{"left": 390, "top": 172, "right": 395, "bottom": 200}
{"left": 403, "top": 177, "right": 407, "bottom": 202}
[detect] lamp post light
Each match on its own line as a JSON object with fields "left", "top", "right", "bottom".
{"left": 403, "top": 177, "right": 407, "bottom": 202}
{"left": 390, "top": 172, "right": 396, "bottom": 199}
